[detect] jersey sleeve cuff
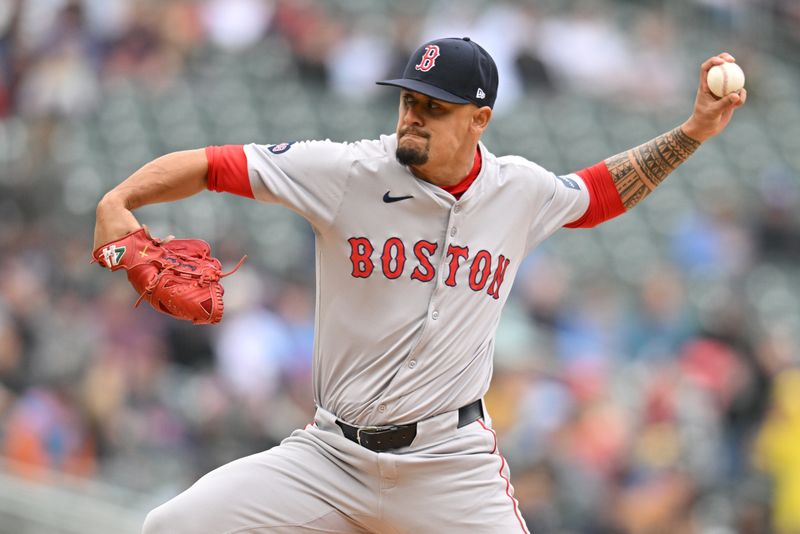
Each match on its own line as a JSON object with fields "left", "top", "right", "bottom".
{"left": 564, "top": 161, "right": 625, "bottom": 228}
{"left": 205, "top": 145, "right": 254, "bottom": 199}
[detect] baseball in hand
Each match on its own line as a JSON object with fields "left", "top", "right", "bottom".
{"left": 707, "top": 62, "right": 745, "bottom": 98}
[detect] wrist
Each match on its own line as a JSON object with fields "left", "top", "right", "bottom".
{"left": 94, "top": 193, "right": 141, "bottom": 249}
{"left": 680, "top": 119, "right": 708, "bottom": 144}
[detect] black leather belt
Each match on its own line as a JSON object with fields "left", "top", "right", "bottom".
{"left": 335, "top": 399, "right": 484, "bottom": 452}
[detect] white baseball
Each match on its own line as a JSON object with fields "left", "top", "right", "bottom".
{"left": 707, "top": 62, "right": 745, "bottom": 98}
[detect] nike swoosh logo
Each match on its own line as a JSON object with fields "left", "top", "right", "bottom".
{"left": 383, "top": 191, "right": 414, "bottom": 203}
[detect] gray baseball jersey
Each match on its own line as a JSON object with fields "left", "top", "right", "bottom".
{"left": 241, "top": 135, "right": 589, "bottom": 426}
{"left": 144, "top": 135, "right": 598, "bottom": 534}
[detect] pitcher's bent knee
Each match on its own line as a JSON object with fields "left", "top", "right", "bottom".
{"left": 142, "top": 485, "right": 242, "bottom": 534}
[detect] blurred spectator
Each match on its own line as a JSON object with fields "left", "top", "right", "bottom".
{"left": 0, "top": 303, "right": 24, "bottom": 393}
{"left": 214, "top": 273, "right": 292, "bottom": 404}
{"left": 513, "top": 3, "right": 555, "bottom": 95}
{"left": 16, "top": 1, "right": 99, "bottom": 119}
{"left": 201, "top": 0, "right": 274, "bottom": 52}
{"left": 754, "top": 368, "right": 800, "bottom": 534}
{"left": 692, "top": 0, "right": 748, "bottom": 30}
{"left": 623, "top": 266, "right": 695, "bottom": 362}
{"left": 538, "top": 1, "right": 634, "bottom": 98}
{"left": 81, "top": 0, "right": 132, "bottom": 42}
{"left": 0, "top": 0, "right": 22, "bottom": 118}
{"left": 2, "top": 386, "right": 96, "bottom": 478}
{"left": 554, "top": 276, "right": 624, "bottom": 366}
{"left": 626, "top": 13, "right": 686, "bottom": 109}
{"left": 328, "top": 20, "right": 394, "bottom": 99}
{"left": 755, "top": 164, "right": 800, "bottom": 262}
{"left": 271, "top": 0, "right": 343, "bottom": 85}
{"left": 102, "top": 3, "right": 186, "bottom": 88}
{"left": 670, "top": 198, "right": 754, "bottom": 277}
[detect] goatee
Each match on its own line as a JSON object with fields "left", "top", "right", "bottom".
{"left": 396, "top": 145, "right": 429, "bottom": 166}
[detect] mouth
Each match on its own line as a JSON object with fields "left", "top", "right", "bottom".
{"left": 400, "top": 129, "right": 429, "bottom": 140}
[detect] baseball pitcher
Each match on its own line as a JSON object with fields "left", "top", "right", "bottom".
{"left": 93, "top": 37, "right": 745, "bottom": 533}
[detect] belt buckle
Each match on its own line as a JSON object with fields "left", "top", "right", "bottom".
{"left": 356, "top": 425, "right": 397, "bottom": 446}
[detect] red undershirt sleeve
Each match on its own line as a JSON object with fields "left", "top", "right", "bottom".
{"left": 205, "top": 145, "right": 254, "bottom": 199}
{"left": 564, "top": 161, "right": 625, "bottom": 228}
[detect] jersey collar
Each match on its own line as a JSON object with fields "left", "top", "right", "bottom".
{"left": 439, "top": 147, "right": 482, "bottom": 199}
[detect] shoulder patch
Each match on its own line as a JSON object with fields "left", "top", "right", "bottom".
{"left": 268, "top": 142, "right": 295, "bottom": 154}
{"left": 556, "top": 174, "right": 581, "bottom": 190}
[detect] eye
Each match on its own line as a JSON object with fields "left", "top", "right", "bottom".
{"left": 428, "top": 101, "right": 440, "bottom": 110}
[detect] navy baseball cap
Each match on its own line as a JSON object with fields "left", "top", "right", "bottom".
{"left": 377, "top": 37, "right": 498, "bottom": 109}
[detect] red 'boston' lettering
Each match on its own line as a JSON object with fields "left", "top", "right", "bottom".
{"left": 444, "top": 245, "right": 469, "bottom": 287}
{"left": 346, "top": 236, "right": 510, "bottom": 301}
{"left": 487, "top": 255, "right": 511, "bottom": 300}
{"left": 411, "top": 240, "right": 438, "bottom": 282}
{"left": 468, "top": 250, "right": 492, "bottom": 291}
{"left": 348, "top": 237, "right": 374, "bottom": 278}
{"left": 381, "top": 237, "right": 406, "bottom": 279}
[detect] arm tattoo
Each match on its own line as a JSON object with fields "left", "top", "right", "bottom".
{"left": 605, "top": 127, "right": 701, "bottom": 210}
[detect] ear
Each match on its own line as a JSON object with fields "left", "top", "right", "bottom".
{"left": 471, "top": 106, "right": 492, "bottom": 133}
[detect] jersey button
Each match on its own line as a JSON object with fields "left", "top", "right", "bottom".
{"left": 450, "top": 227, "right": 457, "bottom": 237}
{"left": 409, "top": 360, "right": 417, "bottom": 368}
{"left": 453, "top": 204, "right": 461, "bottom": 214}
{"left": 431, "top": 310, "right": 439, "bottom": 320}
{"left": 378, "top": 404, "right": 386, "bottom": 412}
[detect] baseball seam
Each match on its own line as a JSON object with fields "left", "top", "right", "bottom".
{"left": 722, "top": 64, "right": 729, "bottom": 96}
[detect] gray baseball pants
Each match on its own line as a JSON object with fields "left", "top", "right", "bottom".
{"left": 142, "top": 403, "right": 529, "bottom": 533}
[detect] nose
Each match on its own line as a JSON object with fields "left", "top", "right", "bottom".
{"left": 401, "top": 104, "right": 423, "bottom": 127}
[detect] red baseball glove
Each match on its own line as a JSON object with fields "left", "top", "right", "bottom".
{"left": 93, "top": 227, "right": 245, "bottom": 324}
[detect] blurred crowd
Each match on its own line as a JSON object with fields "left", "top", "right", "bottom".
{"left": 1, "top": 0, "right": 800, "bottom": 533}
{"left": 3, "top": 0, "right": 799, "bottom": 121}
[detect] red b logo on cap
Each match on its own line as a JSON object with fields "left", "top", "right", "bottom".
{"left": 415, "top": 45, "right": 440, "bottom": 72}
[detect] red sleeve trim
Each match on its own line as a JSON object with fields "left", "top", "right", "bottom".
{"left": 205, "top": 145, "right": 254, "bottom": 199}
{"left": 564, "top": 161, "right": 625, "bottom": 228}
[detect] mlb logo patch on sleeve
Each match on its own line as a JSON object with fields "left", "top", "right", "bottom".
{"left": 268, "top": 142, "right": 295, "bottom": 154}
